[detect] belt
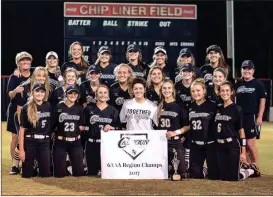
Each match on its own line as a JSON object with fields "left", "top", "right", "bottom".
{"left": 217, "top": 137, "right": 233, "bottom": 144}
{"left": 192, "top": 140, "right": 214, "bottom": 145}
{"left": 57, "top": 135, "right": 81, "bottom": 142}
{"left": 88, "top": 138, "right": 101, "bottom": 143}
{"left": 169, "top": 136, "right": 180, "bottom": 140}
{"left": 25, "top": 134, "right": 49, "bottom": 139}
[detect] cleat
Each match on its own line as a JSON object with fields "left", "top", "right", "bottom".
{"left": 9, "top": 166, "right": 20, "bottom": 175}
{"left": 250, "top": 163, "right": 261, "bottom": 177}
{"left": 240, "top": 162, "right": 250, "bottom": 170}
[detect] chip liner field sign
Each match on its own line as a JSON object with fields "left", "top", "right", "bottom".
{"left": 101, "top": 130, "right": 168, "bottom": 179}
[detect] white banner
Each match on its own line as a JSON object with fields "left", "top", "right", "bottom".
{"left": 101, "top": 130, "right": 168, "bottom": 179}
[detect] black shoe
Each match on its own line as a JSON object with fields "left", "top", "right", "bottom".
{"left": 32, "top": 167, "right": 39, "bottom": 177}
{"left": 250, "top": 163, "right": 261, "bottom": 177}
{"left": 240, "top": 162, "right": 250, "bottom": 170}
{"left": 9, "top": 166, "right": 20, "bottom": 175}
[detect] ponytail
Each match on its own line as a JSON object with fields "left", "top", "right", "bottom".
{"left": 27, "top": 96, "right": 38, "bottom": 128}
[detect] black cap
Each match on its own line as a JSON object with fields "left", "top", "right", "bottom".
{"left": 181, "top": 63, "right": 194, "bottom": 72}
{"left": 32, "top": 83, "right": 46, "bottom": 92}
{"left": 98, "top": 46, "right": 111, "bottom": 54}
{"left": 127, "top": 44, "right": 140, "bottom": 52}
{"left": 154, "top": 46, "right": 167, "bottom": 55}
{"left": 88, "top": 65, "right": 100, "bottom": 74}
{"left": 241, "top": 60, "right": 255, "bottom": 69}
{"left": 66, "top": 85, "right": 79, "bottom": 94}
{"left": 179, "top": 48, "right": 192, "bottom": 57}
{"left": 206, "top": 45, "right": 222, "bottom": 54}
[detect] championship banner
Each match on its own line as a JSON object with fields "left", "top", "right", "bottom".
{"left": 101, "top": 130, "right": 168, "bottom": 179}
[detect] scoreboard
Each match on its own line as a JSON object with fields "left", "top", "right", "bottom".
{"left": 64, "top": 2, "right": 197, "bottom": 66}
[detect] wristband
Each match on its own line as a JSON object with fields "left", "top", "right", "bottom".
{"left": 240, "top": 138, "right": 246, "bottom": 147}
{"left": 175, "top": 129, "right": 182, "bottom": 135}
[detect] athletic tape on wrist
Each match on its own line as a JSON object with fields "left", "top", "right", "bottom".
{"left": 240, "top": 138, "right": 246, "bottom": 147}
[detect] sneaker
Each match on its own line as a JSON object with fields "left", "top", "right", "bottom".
{"left": 250, "top": 163, "right": 261, "bottom": 177}
{"left": 240, "top": 162, "right": 250, "bottom": 170}
{"left": 9, "top": 166, "right": 20, "bottom": 175}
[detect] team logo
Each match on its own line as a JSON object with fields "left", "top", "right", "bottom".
{"left": 204, "top": 73, "right": 212, "bottom": 82}
{"left": 86, "top": 95, "right": 96, "bottom": 104}
{"left": 236, "top": 86, "right": 255, "bottom": 94}
{"left": 90, "top": 115, "right": 100, "bottom": 124}
{"left": 118, "top": 133, "right": 150, "bottom": 160}
{"left": 115, "top": 97, "right": 125, "bottom": 105}
{"left": 59, "top": 113, "right": 68, "bottom": 122}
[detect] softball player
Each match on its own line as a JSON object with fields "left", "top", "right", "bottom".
{"left": 79, "top": 65, "right": 101, "bottom": 108}
{"left": 52, "top": 85, "right": 85, "bottom": 177}
{"left": 110, "top": 63, "right": 134, "bottom": 112}
{"left": 235, "top": 60, "right": 266, "bottom": 170}
{"left": 214, "top": 81, "right": 247, "bottom": 181}
{"left": 18, "top": 83, "right": 51, "bottom": 178}
{"left": 188, "top": 78, "right": 219, "bottom": 180}
{"left": 93, "top": 46, "right": 117, "bottom": 86}
{"left": 157, "top": 80, "right": 190, "bottom": 180}
{"left": 61, "top": 41, "right": 90, "bottom": 84}
{"left": 126, "top": 44, "right": 149, "bottom": 79}
{"left": 120, "top": 77, "right": 158, "bottom": 130}
{"left": 149, "top": 46, "right": 173, "bottom": 81}
{"left": 7, "top": 51, "right": 32, "bottom": 175}
{"left": 146, "top": 66, "right": 164, "bottom": 105}
{"left": 83, "top": 85, "right": 120, "bottom": 175}
{"left": 175, "top": 48, "right": 200, "bottom": 83}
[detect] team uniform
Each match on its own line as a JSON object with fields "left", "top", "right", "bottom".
{"left": 94, "top": 63, "right": 117, "bottom": 86}
{"left": 48, "top": 70, "right": 62, "bottom": 91}
{"left": 146, "top": 86, "right": 161, "bottom": 105}
{"left": 20, "top": 101, "right": 51, "bottom": 178}
{"left": 206, "top": 86, "right": 224, "bottom": 108}
{"left": 214, "top": 103, "right": 243, "bottom": 181}
{"left": 79, "top": 80, "right": 97, "bottom": 106}
{"left": 83, "top": 105, "right": 120, "bottom": 175}
{"left": 200, "top": 64, "right": 215, "bottom": 87}
{"left": 128, "top": 62, "right": 149, "bottom": 79}
{"left": 157, "top": 101, "right": 189, "bottom": 179}
{"left": 120, "top": 98, "right": 158, "bottom": 130}
{"left": 61, "top": 61, "right": 90, "bottom": 84}
{"left": 109, "top": 82, "right": 131, "bottom": 112}
{"left": 235, "top": 78, "right": 267, "bottom": 139}
{"left": 52, "top": 102, "right": 85, "bottom": 177}
{"left": 188, "top": 100, "right": 219, "bottom": 179}
{"left": 6, "top": 74, "right": 30, "bottom": 134}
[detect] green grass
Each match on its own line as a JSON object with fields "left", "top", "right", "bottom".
{"left": 2, "top": 122, "right": 273, "bottom": 196}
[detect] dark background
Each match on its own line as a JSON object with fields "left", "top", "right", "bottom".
{"left": 2, "top": 0, "right": 273, "bottom": 79}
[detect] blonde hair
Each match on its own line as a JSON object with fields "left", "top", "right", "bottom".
{"left": 95, "top": 84, "right": 110, "bottom": 101}
{"left": 146, "top": 66, "right": 165, "bottom": 87}
{"left": 149, "top": 54, "right": 168, "bottom": 68}
{"left": 213, "top": 67, "right": 227, "bottom": 79}
{"left": 63, "top": 68, "right": 78, "bottom": 86}
{"left": 27, "top": 87, "right": 47, "bottom": 128}
{"left": 177, "top": 55, "right": 196, "bottom": 70}
{"left": 114, "top": 63, "right": 135, "bottom": 95}
{"left": 190, "top": 78, "right": 207, "bottom": 99}
{"left": 30, "top": 67, "right": 50, "bottom": 100}
{"left": 157, "top": 80, "right": 176, "bottom": 119}
{"left": 126, "top": 51, "right": 143, "bottom": 63}
{"left": 94, "top": 51, "right": 111, "bottom": 65}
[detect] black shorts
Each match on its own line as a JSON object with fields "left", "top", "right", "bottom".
{"left": 243, "top": 114, "right": 261, "bottom": 139}
{"left": 6, "top": 104, "right": 17, "bottom": 134}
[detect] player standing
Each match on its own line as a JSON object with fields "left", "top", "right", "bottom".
{"left": 188, "top": 79, "right": 219, "bottom": 180}
{"left": 7, "top": 52, "right": 32, "bottom": 175}
{"left": 83, "top": 85, "right": 120, "bottom": 176}
{"left": 52, "top": 85, "right": 85, "bottom": 177}
{"left": 146, "top": 66, "right": 164, "bottom": 105}
{"left": 18, "top": 83, "right": 51, "bottom": 178}
{"left": 120, "top": 77, "right": 158, "bottom": 130}
{"left": 157, "top": 80, "right": 190, "bottom": 180}
{"left": 234, "top": 60, "right": 266, "bottom": 171}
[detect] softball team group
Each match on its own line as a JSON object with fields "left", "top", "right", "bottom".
{"left": 6, "top": 41, "right": 266, "bottom": 181}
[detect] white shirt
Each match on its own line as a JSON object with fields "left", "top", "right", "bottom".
{"left": 120, "top": 98, "right": 158, "bottom": 131}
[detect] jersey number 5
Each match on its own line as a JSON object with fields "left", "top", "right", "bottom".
{"left": 217, "top": 123, "right": 222, "bottom": 133}
{"left": 192, "top": 120, "right": 202, "bottom": 130}
{"left": 64, "top": 122, "right": 75, "bottom": 132}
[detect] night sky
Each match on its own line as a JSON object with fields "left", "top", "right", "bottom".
{"left": 2, "top": 0, "right": 273, "bottom": 79}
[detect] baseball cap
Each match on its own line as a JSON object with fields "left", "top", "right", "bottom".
{"left": 32, "top": 83, "right": 46, "bottom": 92}
{"left": 241, "top": 60, "right": 255, "bottom": 69}
{"left": 15, "top": 51, "right": 32, "bottom": 64}
{"left": 127, "top": 44, "right": 140, "bottom": 52}
{"left": 206, "top": 45, "right": 222, "bottom": 54}
{"left": 46, "top": 51, "right": 58, "bottom": 59}
{"left": 98, "top": 46, "right": 111, "bottom": 54}
{"left": 65, "top": 85, "right": 79, "bottom": 94}
{"left": 181, "top": 63, "right": 194, "bottom": 72}
{"left": 154, "top": 46, "right": 167, "bottom": 55}
{"left": 179, "top": 48, "right": 192, "bottom": 57}
{"left": 87, "top": 65, "right": 100, "bottom": 74}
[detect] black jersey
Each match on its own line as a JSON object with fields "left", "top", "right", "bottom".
{"left": 20, "top": 101, "right": 51, "bottom": 135}
{"left": 48, "top": 71, "right": 59, "bottom": 91}
{"left": 128, "top": 62, "right": 149, "bottom": 79}
{"left": 16, "top": 84, "right": 31, "bottom": 107}
{"left": 79, "top": 80, "right": 96, "bottom": 106}
{"left": 7, "top": 74, "right": 30, "bottom": 106}
{"left": 175, "top": 81, "right": 193, "bottom": 109}
{"left": 206, "top": 85, "right": 224, "bottom": 108}
{"left": 50, "top": 86, "right": 65, "bottom": 107}
{"left": 158, "top": 101, "right": 189, "bottom": 145}
{"left": 83, "top": 105, "right": 120, "bottom": 139}
{"left": 61, "top": 61, "right": 89, "bottom": 82}
{"left": 94, "top": 63, "right": 117, "bottom": 86}
{"left": 189, "top": 100, "right": 217, "bottom": 142}
{"left": 53, "top": 102, "right": 84, "bottom": 137}
{"left": 200, "top": 64, "right": 214, "bottom": 87}
{"left": 146, "top": 86, "right": 161, "bottom": 105}
{"left": 109, "top": 82, "right": 131, "bottom": 112}
{"left": 235, "top": 79, "right": 267, "bottom": 114}
{"left": 214, "top": 103, "right": 243, "bottom": 139}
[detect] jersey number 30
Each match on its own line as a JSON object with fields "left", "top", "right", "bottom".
{"left": 192, "top": 120, "right": 202, "bottom": 130}
{"left": 64, "top": 122, "right": 75, "bottom": 132}
{"left": 160, "top": 118, "right": 171, "bottom": 128}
